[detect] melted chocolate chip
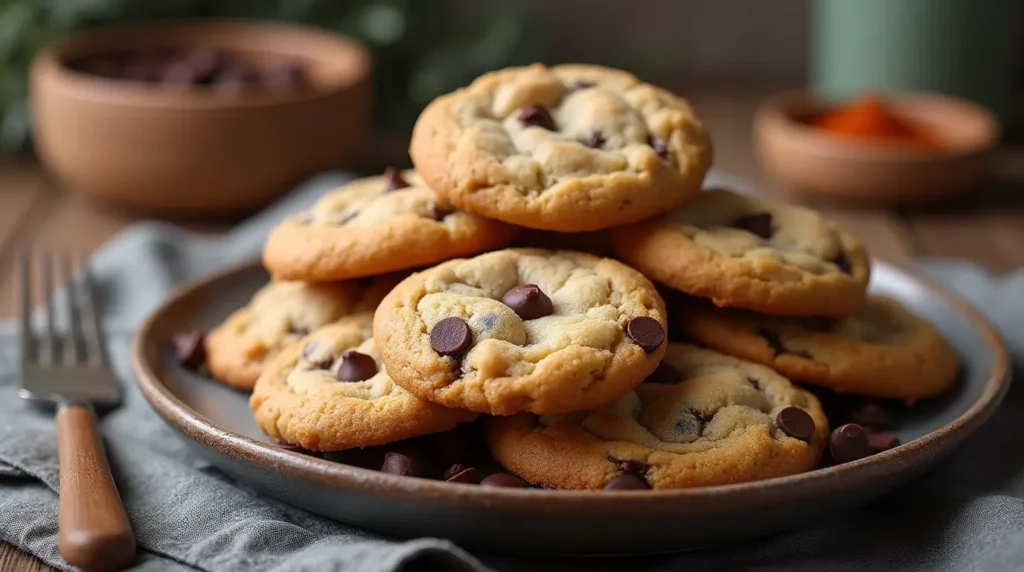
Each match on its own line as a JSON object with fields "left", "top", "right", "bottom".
{"left": 604, "top": 474, "right": 650, "bottom": 491}
{"left": 430, "top": 317, "right": 472, "bottom": 357}
{"left": 647, "top": 135, "right": 670, "bottom": 161}
{"left": 518, "top": 104, "right": 556, "bottom": 131}
{"left": 833, "top": 251, "right": 853, "bottom": 275}
{"left": 480, "top": 473, "right": 528, "bottom": 488}
{"left": 384, "top": 166, "right": 411, "bottom": 192}
{"left": 336, "top": 350, "right": 378, "bottom": 382}
{"left": 626, "top": 317, "right": 665, "bottom": 353}
{"left": 568, "top": 80, "right": 595, "bottom": 92}
{"left": 501, "top": 284, "right": 554, "bottom": 320}
{"left": 645, "top": 362, "right": 682, "bottom": 385}
{"left": 776, "top": 407, "right": 815, "bottom": 441}
{"left": 583, "top": 131, "right": 606, "bottom": 149}
{"left": 380, "top": 452, "right": 419, "bottom": 477}
{"left": 734, "top": 212, "right": 774, "bottom": 239}
{"left": 756, "top": 328, "right": 812, "bottom": 359}
{"left": 173, "top": 330, "right": 206, "bottom": 369}
{"left": 829, "top": 423, "right": 871, "bottom": 464}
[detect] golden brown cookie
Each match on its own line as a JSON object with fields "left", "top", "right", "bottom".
{"left": 373, "top": 248, "right": 668, "bottom": 415}
{"left": 609, "top": 188, "right": 871, "bottom": 317}
{"left": 250, "top": 313, "right": 476, "bottom": 451}
{"left": 486, "top": 343, "right": 828, "bottom": 490}
{"left": 410, "top": 64, "right": 712, "bottom": 231}
{"left": 677, "top": 295, "right": 958, "bottom": 401}
{"left": 205, "top": 276, "right": 399, "bottom": 391}
{"left": 263, "top": 169, "right": 520, "bottom": 281}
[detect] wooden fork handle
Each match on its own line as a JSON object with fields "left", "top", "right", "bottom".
{"left": 56, "top": 403, "right": 136, "bottom": 571}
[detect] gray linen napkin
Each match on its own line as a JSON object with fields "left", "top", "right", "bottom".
{"left": 0, "top": 171, "right": 1022, "bottom": 572}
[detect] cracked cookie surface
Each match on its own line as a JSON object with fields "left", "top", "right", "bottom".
{"left": 373, "top": 248, "right": 668, "bottom": 415}
{"left": 205, "top": 277, "right": 399, "bottom": 390}
{"left": 250, "top": 313, "right": 476, "bottom": 451}
{"left": 609, "top": 188, "right": 871, "bottom": 317}
{"left": 410, "top": 64, "right": 712, "bottom": 231}
{"left": 263, "top": 169, "right": 520, "bottom": 281}
{"left": 485, "top": 343, "right": 828, "bottom": 490}
{"left": 677, "top": 295, "right": 958, "bottom": 401}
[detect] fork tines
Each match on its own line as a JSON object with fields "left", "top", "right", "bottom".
{"left": 18, "top": 250, "right": 107, "bottom": 367}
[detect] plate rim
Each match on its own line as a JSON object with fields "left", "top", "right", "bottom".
{"left": 132, "top": 259, "right": 1010, "bottom": 516}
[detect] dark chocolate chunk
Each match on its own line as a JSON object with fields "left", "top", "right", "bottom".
{"left": 647, "top": 135, "right": 670, "bottom": 160}
{"left": 518, "top": 104, "right": 556, "bottom": 131}
{"left": 645, "top": 362, "right": 682, "bottom": 385}
{"left": 380, "top": 452, "right": 419, "bottom": 477}
{"left": 430, "top": 317, "right": 472, "bottom": 357}
{"left": 583, "top": 131, "right": 606, "bottom": 149}
{"left": 867, "top": 432, "right": 901, "bottom": 453}
{"left": 829, "top": 423, "right": 871, "bottom": 464}
{"left": 604, "top": 474, "right": 650, "bottom": 491}
{"left": 501, "top": 284, "right": 554, "bottom": 320}
{"left": 173, "top": 330, "right": 206, "bottom": 369}
{"left": 336, "top": 350, "right": 377, "bottom": 382}
{"left": 444, "top": 464, "right": 482, "bottom": 484}
{"left": 776, "top": 407, "right": 815, "bottom": 441}
{"left": 480, "top": 473, "right": 528, "bottom": 488}
{"left": 626, "top": 317, "right": 665, "bottom": 353}
{"left": 844, "top": 400, "right": 894, "bottom": 431}
{"left": 734, "top": 212, "right": 774, "bottom": 239}
{"left": 755, "top": 328, "right": 812, "bottom": 359}
{"left": 383, "top": 166, "right": 411, "bottom": 192}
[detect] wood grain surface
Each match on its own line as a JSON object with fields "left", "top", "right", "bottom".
{"left": 1, "top": 86, "right": 1021, "bottom": 571}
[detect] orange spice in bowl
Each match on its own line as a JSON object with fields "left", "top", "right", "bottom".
{"left": 809, "top": 95, "right": 943, "bottom": 150}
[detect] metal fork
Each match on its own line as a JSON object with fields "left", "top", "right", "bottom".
{"left": 18, "top": 251, "right": 136, "bottom": 572}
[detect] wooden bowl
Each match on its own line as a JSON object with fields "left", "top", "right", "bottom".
{"left": 754, "top": 90, "right": 999, "bottom": 204}
{"left": 31, "top": 21, "right": 372, "bottom": 214}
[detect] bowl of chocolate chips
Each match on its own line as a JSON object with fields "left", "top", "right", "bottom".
{"left": 31, "top": 20, "right": 371, "bottom": 213}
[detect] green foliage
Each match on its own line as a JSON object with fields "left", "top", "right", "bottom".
{"left": 0, "top": 0, "right": 540, "bottom": 151}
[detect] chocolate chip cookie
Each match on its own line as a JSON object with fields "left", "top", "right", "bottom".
{"left": 410, "top": 64, "right": 712, "bottom": 231}
{"left": 263, "top": 169, "right": 520, "bottom": 281}
{"left": 373, "top": 248, "right": 668, "bottom": 415}
{"left": 205, "top": 276, "right": 399, "bottom": 390}
{"left": 250, "top": 313, "right": 476, "bottom": 451}
{"left": 677, "top": 295, "right": 958, "bottom": 402}
{"left": 486, "top": 343, "right": 828, "bottom": 490}
{"left": 609, "top": 188, "right": 871, "bottom": 317}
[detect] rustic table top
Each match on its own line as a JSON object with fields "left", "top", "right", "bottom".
{"left": 1, "top": 86, "right": 1021, "bottom": 571}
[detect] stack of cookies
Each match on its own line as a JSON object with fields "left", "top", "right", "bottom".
{"left": 191, "top": 64, "right": 957, "bottom": 491}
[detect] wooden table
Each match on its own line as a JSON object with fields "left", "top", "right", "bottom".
{"left": 1, "top": 87, "right": 1021, "bottom": 571}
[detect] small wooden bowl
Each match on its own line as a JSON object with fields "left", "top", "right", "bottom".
{"left": 31, "top": 21, "right": 372, "bottom": 214}
{"left": 754, "top": 90, "right": 999, "bottom": 204}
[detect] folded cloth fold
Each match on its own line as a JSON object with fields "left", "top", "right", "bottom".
{"left": 0, "top": 171, "right": 1021, "bottom": 571}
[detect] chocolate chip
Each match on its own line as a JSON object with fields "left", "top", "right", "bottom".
{"left": 173, "top": 330, "right": 206, "bottom": 369}
{"left": 645, "top": 362, "right": 682, "bottom": 385}
{"left": 833, "top": 251, "right": 853, "bottom": 275}
{"left": 431, "top": 205, "right": 455, "bottom": 221}
{"left": 756, "top": 328, "right": 812, "bottom": 359}
{"left": 383, "top": 166, "right": 410, "bottom": 192}
{"left": 776, "top": 407, "right": 815, "bottom": 441}
{"left": 829, "top": 423, "right": 871, "bottom": 464}
{"left": 262, "top": 61, "right": 307, "bottom": 90}
{"left": 647, "top": 136, "right": 670, "bottom": 161}
{"left": 604, "top": 475, "right": 650, "bottom": 491}
{"left": 583, "top": 131, "right": 606, "bottom": 149}
{"left": 501, "top": 284, "right": 554, "bottom": 320}
{"left": 844, "top": 400, "right": 894, "bottom": 431}
{"left": 444, "top": 464, "right": 482, "bottom": 484}
{"left": 691, "top": 409, "right": 714, "bottom": 433}
{"left": 336, "top": 351, "right": 377, "bottom": 382}
{"left": 747, "top": 377, "right": 762, "bottom": 390}
{"left": 617, "top": 460, "right": 650, "bottom": 477}
{"left": 626, "top": 317, "right": 665, "bottom": 353}
{"left": 480, "top": 473, "right": 528, "bottom": 488}
{"left": 380, "top": 452, "right": 419, "bottom": 477}
{"left": 430, "top": 317, "right": 472, "bottom": 357}
{"left": 734, "top": 213, "right": 774, "bottom": 239}
{"left": 518, "top": 104, "right": 556, "bottom": 131}
{"left": 868, "top": 432, "right": 901, "bottom": 453}
{"left": 568, "top": 80, "right": 595, "bottom": 92}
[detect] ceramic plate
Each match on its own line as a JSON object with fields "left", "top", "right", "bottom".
{"left": 133, "top": 261, "right": 1009, "bottom": 554}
